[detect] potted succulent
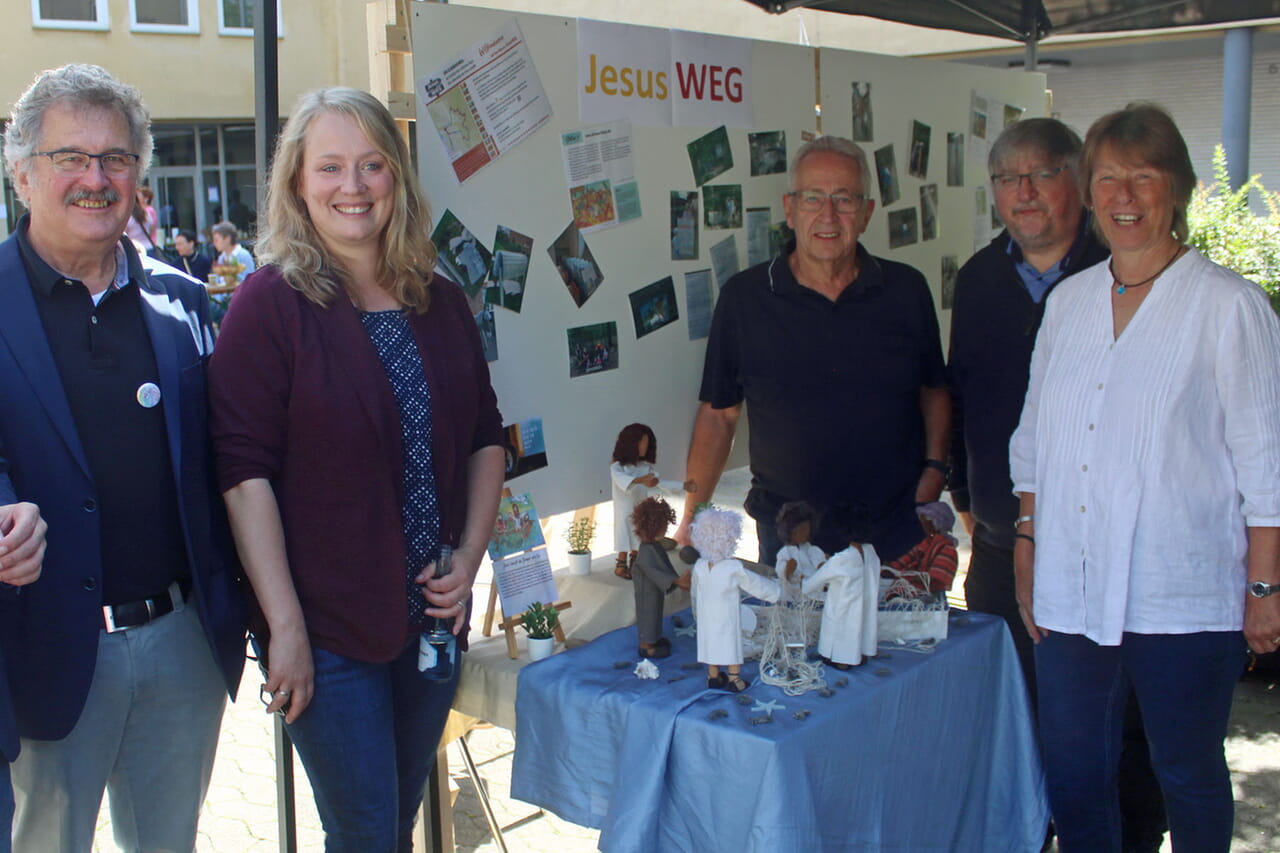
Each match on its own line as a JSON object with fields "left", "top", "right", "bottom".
{"left": 565, "top": 516, "right": 596, "bottom": 576}
{"left": 521, "top": 601, "right": 560, "bottom": 661}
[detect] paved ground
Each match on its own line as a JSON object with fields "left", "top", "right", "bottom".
{"left": 87, "top": 475, "right": 1280, "bottom": 852}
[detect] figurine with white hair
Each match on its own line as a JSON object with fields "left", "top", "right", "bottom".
{"left": 691, "top": 506, "right": 781, "bottom": 692}
{"left": 802, "top": 503, "right": 879, "bottom": 669}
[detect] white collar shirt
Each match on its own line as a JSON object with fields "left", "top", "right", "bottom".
{"left": 1010, "top": 249, "right": 1280, "bottom": 645}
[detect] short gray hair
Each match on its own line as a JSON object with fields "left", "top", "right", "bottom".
{"left": 4, "top": 64, "right": 153, "bottom": 183}
{"left": 789, "top": 135, "right": 871, "bottom": 194}
{"left": 987, "top": 117, "right": 1082, "bottom": 179}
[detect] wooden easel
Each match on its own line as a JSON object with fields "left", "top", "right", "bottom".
{"left": 481, "top": 490, "right": 585, "bottom": 658}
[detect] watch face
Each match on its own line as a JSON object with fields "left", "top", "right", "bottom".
{"left": 1251, "top": 581, "right": 1278, "bottom": 598}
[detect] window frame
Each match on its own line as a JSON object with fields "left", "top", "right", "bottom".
{"left": 129, "top": 0, "right": 200, "bottom": 34}
{"left": 31, "top": 0, "right": 109, "bottom": 31}
{"left": 218, "top": 0, "right": 283, "bottom": 37}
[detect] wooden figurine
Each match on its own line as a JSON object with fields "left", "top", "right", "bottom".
{"left": 882, "top": 502, "right": 960, "bottom": 598}
{"left": 773, "top": 501, "right": 827, "bottom": 601}
{"left": 690, "top": 506, "right": 781, "bottom": 692}
{"left": 802, "top": 503, "right": 879, "bottom": 670}
{"left": 610, "top": 423, "right": 691, "bottom": 579}
{"left": 630, "top": 497, "right": 691, "bottom": 659}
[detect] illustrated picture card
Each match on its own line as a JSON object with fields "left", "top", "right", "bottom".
{"left": 920, "top": 184, "right": 938, "bottom": 241}
{"left": 547, "top": 222, "right": 605, "bottom": 307}
{"left": 489, "top": 492, "right": 547, "bottom": 561}
{"left": 567, "top": 321, "right": 619, "bottom": 378}
{"left": 629, "top": 276, "right": 679, "bottom": 339}
{"left": 947, "top": 132, "right": 965, "bottom": 187}
{"left": 492, "top": 549, "right": 558, "bottom": 619}
{"left": 685, "top": 269, "right": 713, "bottom": 341}
{"left": 710, "top": 234, "right": 740, "bottom": 291}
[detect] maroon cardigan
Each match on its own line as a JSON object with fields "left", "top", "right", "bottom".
{"left": 208, "top": 266, "right": 503, "bottom": 662}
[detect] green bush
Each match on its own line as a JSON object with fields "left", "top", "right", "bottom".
{"left": 1187, "top": 146, "right": 1280, "bottom": 312}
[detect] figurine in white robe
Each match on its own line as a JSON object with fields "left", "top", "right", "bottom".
{"left": 773, "top": 501, "right": 826, "bottom": 602}
{"left": 802, "top": 506, "right": 879, "bottom": 669}
{"left": 610, "top": 424, "right": 690, "bottom": 578}
{"left": 690, "top": 506, "right": 781, "bottom": 692}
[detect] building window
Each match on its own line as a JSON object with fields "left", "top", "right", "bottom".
{"left": 32, "top": 0, "right": 109, "bottom": 30}
{"left": 131, "top": 0, "right": 199, "bottom": 33}
{"left": 219, "top": 0, "right": 282, "bottom": 36}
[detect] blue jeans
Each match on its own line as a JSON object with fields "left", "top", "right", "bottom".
{"left": 285, "top": 640, "right": 460, "bottom": 853}
{"left": 0, "top": 761, "right": 11, "bottom": 853}
{"left": 1036, "top": 630, "right": 1245, "bottom": 853}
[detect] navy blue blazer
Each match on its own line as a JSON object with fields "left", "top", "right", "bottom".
{"left": 0, "top": 231, "right": 246, "bottom": 745}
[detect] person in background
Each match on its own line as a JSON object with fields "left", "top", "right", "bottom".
{"left": 174, "top": 229, "right": 212, "bottom": 282}
{"left": 948, "top": 117, "right": 1166, "bottom": 851}
{"left": 210, "top": 220, "right": 255, "bottom": 283}
{"left": 124, "top": 185, "right": 159, "bottom": 257}
{"left": 0, "top": 62, "right": 245, "bottom": 852}
{"left": 1011, "top": 102, "right": 1280, "bottom": 852}
{"left": 209, "top": 87, "right": 505, "bottom": 851}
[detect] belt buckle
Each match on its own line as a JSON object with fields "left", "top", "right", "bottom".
{"left": 102, "top": 604, "right": 121, "bottom": 633}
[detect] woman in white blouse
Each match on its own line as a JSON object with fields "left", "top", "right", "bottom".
{"left": 1010, "top": 103, "right": 1280, "bottom": 853}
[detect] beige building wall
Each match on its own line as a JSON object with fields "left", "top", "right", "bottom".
{"left": 0, "top": 0, "right": 373, "bottom": 120}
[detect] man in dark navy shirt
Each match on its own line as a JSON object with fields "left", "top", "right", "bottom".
{"left": 948, "top": 117, "right": 1165, "bottom": 853}
{"left": 0, "top": 64, "right": 245, "bottom": 852}
{"left": 677, "top": 136, "right": 949, "bottom": 565}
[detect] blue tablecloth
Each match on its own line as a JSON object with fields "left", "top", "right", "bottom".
{"left": 512, "top": 609, "right": 1048, "bottom": 852}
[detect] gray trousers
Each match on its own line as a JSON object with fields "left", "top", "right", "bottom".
{"left": 12, "top": 601, "right": 227, "bottom": 853}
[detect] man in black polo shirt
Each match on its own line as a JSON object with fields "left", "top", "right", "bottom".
{"left": 948, "top": 117, "right": 1165, "bottom": 853}
{"left": 0, "top": 64, "right": 245, "bottom": 851}
{"left": 677, "top": 135, "right": 949, "bottom": 565}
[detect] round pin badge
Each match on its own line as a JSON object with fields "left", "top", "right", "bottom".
{"left": 136, "top": 382, "right": 161, "bottom": 409}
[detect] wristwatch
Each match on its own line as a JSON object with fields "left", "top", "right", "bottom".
{"left": 1248, "top": 581, "right": 1280, "bottom": 599}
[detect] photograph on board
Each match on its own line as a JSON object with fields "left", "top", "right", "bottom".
{"left": 687, "top": 125, "right": 734, "bottom": 187}
{"left": 888, "top": 207, "right": 919, "bottom": 249}
{"left": 503, "top": 418, "right": 548, "bottom": 481}
{"left": 920, "top": 184, "right": 939, "bottom": 241}
{"left": 474, "top": 304, "right": 498, "bottom": 363}
{"left": 908, "top": 120, "right": 931, "bottom": 179}
{"left": 488, "top": 225, "right": 533, "bottom": 313}
{"left": 431, "top": 209, "right": 492, "bottom": 298}
{"left": 748, "top": 130, "right": 787, "bottom": 176}
{"left": 850, "top": 82, "right": 873, "bottom": 142}
{"left": 567, "top": 321, "right": 620, "bottom": 378}
{"left": 947, "top": 132, "right": 965, "bottom": 187}
{"left": 548, "top": 222, "right": 605, "bottom": 307}
{"left": 874, "top": 144, "right": 900, "bottom": 206}
{"left": 670, "top": 191, "right": 700, "bottom": 260}
{"left": 703, "top": 184, "right": 744, "bottom": 229}
{"left": 629, "top": 276, "right": 680, "bottom": 339}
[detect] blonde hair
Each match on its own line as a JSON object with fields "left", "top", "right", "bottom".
{"left": 256, "top": 88, "right": 437, "bottom": 310}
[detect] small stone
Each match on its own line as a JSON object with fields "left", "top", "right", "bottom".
{"left": 707, "top": 709, "right": 728, "bottom": 721}
{"left": 817, "top": 687, "right": 835, "bottom": 698}
{"left": 736, "top": 694, "right": 753, "bottom": 705}
{"left": 834, "top": 676, "right": 849, "bottom": 688}
{"left": 792, "top": 709, "right": 811, "bottom": 721}
{"left": 612, "top": 661, "right": 632, "bottom": 669}
{"left": 749, "top": 714, "right": 774, "bottom": 726}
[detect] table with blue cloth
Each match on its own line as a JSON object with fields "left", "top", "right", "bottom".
{"left": 512, "top": 609, "right": 1048, "bottom": 852}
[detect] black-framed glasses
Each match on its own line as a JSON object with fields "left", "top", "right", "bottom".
{"left": 787, "top": 190, "right": 867, "bottom": 214}
{"left": 990, "top": 166, "right": 1067, "bottom": 190}
{"left": 34, "top": 149, "right": 141, "bottom": 175}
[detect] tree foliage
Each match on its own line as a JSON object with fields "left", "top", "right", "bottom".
{"left": 1187, "top": 146, "right": 1280, "bottom": 312}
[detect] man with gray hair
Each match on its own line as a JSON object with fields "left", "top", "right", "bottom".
{"left": 948, "top": 116, "right": 1165, "bottom": 853}
{"left": 0, "top": 64, "right": 245, "bottom": 851}
{"left": 678, "top": 135, "right": 949, "bottom": 566}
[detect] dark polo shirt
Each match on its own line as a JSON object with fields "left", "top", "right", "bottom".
{"left": 700, "top": 240, "right": 946, "bottom": 560}
{"left": 17, "top": 220, "right": 188, "bottom": 605}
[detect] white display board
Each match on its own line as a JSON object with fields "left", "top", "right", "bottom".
{"left": 411, "top": 3, "right": 1045, "bottom": 517}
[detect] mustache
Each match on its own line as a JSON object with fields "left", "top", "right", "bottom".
{"left": 64, "top": 187, "right": 121, "bottom": 206}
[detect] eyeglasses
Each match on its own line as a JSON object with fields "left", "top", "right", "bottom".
{"left": 991, "top": 166, "right": 1067, "bottom": 190}
{"left": 34, "top": 149, "right": 141, "bottom": 175}
{"left": 787, "top": 190, "right": 867, "bottom": 214}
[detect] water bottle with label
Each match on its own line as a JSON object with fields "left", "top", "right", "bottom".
{"left": 418, "top": 545, "right": 458, "bottom": 682}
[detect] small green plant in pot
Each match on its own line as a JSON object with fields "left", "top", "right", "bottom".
{"left": 522, "top": 602, "right": 559, "bottom": 661}
{"left": 565, "top": 517, "right": 596, "bottom": 575}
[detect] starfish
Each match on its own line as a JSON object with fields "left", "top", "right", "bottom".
{"left": 751, "top": 698, "right": 784, "bottom": 715}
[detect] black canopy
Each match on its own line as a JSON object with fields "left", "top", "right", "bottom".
{"left": 741, "top": 1, "right": 1280, "bottom": 42}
